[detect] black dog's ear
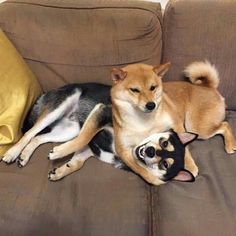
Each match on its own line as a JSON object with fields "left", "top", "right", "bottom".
{"left": 177, "top": 132, "right": 198, "bottom": 146}
{"left": 173, "top": 169, "right": 195, "bottom": 182}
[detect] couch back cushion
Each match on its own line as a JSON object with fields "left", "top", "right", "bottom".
{"left": 162, "top": 0, "right": 236, "bottom": 110}
{"left": 0, "top": 0, "right": 162, "bottom": 91}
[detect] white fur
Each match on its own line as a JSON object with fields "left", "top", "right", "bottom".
{"left": 184, "top": 61, "right": 219, "bottom": 88}
{"left": 48, "top": 147, "right": 93, "bottom": 181}
{"left": 48, "top": 103, "right": 104, "bottom": 160}
{"left": 2, "top": 90, "right": 81, "bottom": 164}
{"left": 99, "top": 150, "right": 116, "bottom": 164}
{"left": 138, "top": 132, "right": 170, "bottom": 146}
{"left": 19, "top": 117, "right": 80, "bottom": 166}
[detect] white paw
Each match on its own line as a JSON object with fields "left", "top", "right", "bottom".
{"left": 48, "top": 147, "right": 63, "bottom": 160}
{"left": 2, "top": 152, "right": 18, "bottom": 164}
{"left": 48, "top": 167, "right": 64, "bottom": 181}
{"left": 225, "top": 141, "right": 236, "bottom": 154}
{"left": 17, "top": 153, "right": 30, "bottom": 168}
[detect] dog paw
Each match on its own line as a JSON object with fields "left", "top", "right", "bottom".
{"left": 226, "top": 149, "right": 235, "bottom": 154}
{"left": 2, "top": 153, "right": 18, "bottom": 164}
{"left": 48, "top": 168, "right": 64, "bottom": 181}
{"left": 17, "top": 157, "right": 27, "bottom": 168}
{"left": 48, "top": 147, "right": 64, "bottom": 160}
{"left": 17, "top": 152, "right": 30, "bottom": 168}
{"left": 225, "top": 142, "right": 236, "bottom": 154}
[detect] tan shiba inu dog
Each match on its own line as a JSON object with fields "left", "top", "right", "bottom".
{"left": 109, "top": 61, "right": 236, "bottom": 185}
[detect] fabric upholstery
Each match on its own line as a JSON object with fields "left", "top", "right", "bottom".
{"left": 152, "top": 111, "right": 236, "bottom": 236}
{"left": 0, "top": 143, "right": 151, "bottom": 236}
{"left": 162, "top": 0, "right": 236, "bottom": 110}
{"left": 0, "top": 1, "right": 162, "bottom": 235}
{"left": 0, "top": 0, "right": 162, "bottom": 91}
{"left": 0, "top": 0, "right": 236, "bottom": 236}
{"left": 0, "top": 29, "right": 42, "bottom": 156}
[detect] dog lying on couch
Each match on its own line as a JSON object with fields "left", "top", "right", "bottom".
{"left": 2, "top": 83, "right": 196, "bottom": 184}
{"left": 24, "top": 61, "right": 236, "bottom": 185}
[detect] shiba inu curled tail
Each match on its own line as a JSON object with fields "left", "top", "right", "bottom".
{"left": 184, "top": 60, "right": 219, "bottom": 88}
{"left": 109, "top": 61, "right": 236, "bottom": 185}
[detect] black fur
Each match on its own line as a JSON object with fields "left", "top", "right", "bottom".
{"left": 22, "top": 83, "right": 128, "bottom": 170}
{"left": 22, "top": 83, "right": 192, "bottom": 180}
{"left": 159, "top": 131, "right": 186, "bottom": 181}
{"left": 22, "top": 83, "right": 112, "bottom": 133}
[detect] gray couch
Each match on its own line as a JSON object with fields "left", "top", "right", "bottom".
{"left": 0, "top": 0, "right": 236, "bottom": 235}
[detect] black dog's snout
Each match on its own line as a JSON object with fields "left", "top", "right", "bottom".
{"left": 146, "top": 102, "right": 156, "bottom": 111}
{"left": 145, "top": 146, "right": 156, "bottom": 158}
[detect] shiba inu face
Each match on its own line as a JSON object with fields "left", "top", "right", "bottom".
{"left": 111, "top": 63, "right": 171, "bottom": 113}
{"left": 133, "top": 130, "right": 197, "bottom": 182}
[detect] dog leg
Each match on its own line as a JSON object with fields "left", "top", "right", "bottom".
{"left": 214, "top": 121, "right": 236, "bottom": 154}
{"left": 48, "top": 147, "right": 93, "bottom": 181}
{"left": 48, "top": 103, "right": 111, "bottom": 160}
{"left": 17, "top": 118, "right": 80, "bottom": 167}
{"left": 118, "top": 148, "right": 165, "bottom": 185}
{"left": 2, "top": 91, "right": 81, "bottom": 164}
{"left": 184, "top": 148, "right": 199, "bottom": 177}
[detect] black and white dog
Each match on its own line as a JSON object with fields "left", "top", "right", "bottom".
{"left": 2, "top": 83, "right": 196, "bottom": 183}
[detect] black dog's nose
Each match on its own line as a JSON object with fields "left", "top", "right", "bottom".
{"left": 145, "top": 146, "right": 156, "bottom": 158}
{"left": 146, "top": 102, "right": 156, "bottom": 111}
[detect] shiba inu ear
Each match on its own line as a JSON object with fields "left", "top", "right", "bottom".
{"left": 177, "top": 132, "right": 198, "bottom": 146}
{"left": 111, "top": 68, "right": 127, "bottom": 84}
{"left": 173, "top": 169, "right": 195, "bottom": 182}
{"left": 153, "top": 62, "right": 171, "bottom": 78}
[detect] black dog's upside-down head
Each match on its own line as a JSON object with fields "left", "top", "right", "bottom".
{"left": 133, "top": 129, "right": 197, "bottom": 182}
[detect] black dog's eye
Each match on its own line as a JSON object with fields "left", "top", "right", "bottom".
{"left": 130, "top": 88, "right": 140, "bottom": 93}
{"left": 150, "top": 85, "right": 157, "bottom": 91}
{"left": 160, "top": 160, "right": 169, "bottom": 170}
{"left": 160, "top": 138, "right": 169, "bottom": 149}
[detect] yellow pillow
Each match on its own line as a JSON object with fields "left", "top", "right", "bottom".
{"left": 0, "top": 29, "right": 42, "bottom": 156}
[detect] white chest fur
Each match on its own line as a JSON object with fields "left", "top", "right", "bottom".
{"left": 116, "top": 100, "right": 173, "bottom": 147}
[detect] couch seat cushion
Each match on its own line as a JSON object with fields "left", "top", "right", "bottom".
{"left": 152, "top": 111, "right": 236, "bottom": 236}
{"left": 0, "top": 143, "right": 151, "bottom": 236}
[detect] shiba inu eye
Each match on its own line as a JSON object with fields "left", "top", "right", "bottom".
{"left": 150, "top": 85, "right": 157, "bottom": 91}
{"left": 130, "top": 88, "right": 140, "bottom": 93}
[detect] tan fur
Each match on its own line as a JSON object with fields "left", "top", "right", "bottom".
{"left": 110, "top": 61, "right": 236, "bottom": 185}
{"left": 184, "top": 61, "right": 219, "bottom": 88}
{"left": 48, "top": 104, "right": 106, "bottom": 159}
{"left": 48, "top": 61, "right": 236, "bottom": 185}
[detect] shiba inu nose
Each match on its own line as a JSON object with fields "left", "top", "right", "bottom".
{"left": 146, "top": 102, "right": 156, "bottom": 111}
{"left": 145, "top": 146, "right": 156, "bottom": 158}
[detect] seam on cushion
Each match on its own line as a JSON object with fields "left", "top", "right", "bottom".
{"left": 150, "top": 186, "right": 159, "bottom": 236}
{"left": 1, "top": 4, "right": 163, "bottom": 66}
{"left": 3, "top": 1, "right": 162, "bottom": 22}
{"left": 161, "top": 0, "right": 174, "bottom": 63}
{"left": 23, "top": 56, "right": 155, "bottom": 67}
{"left": 148, "top": 184, "right": 153, "bottom": 236}
{"left": 3, "top": 26, "right": 162, "bottom": 66}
